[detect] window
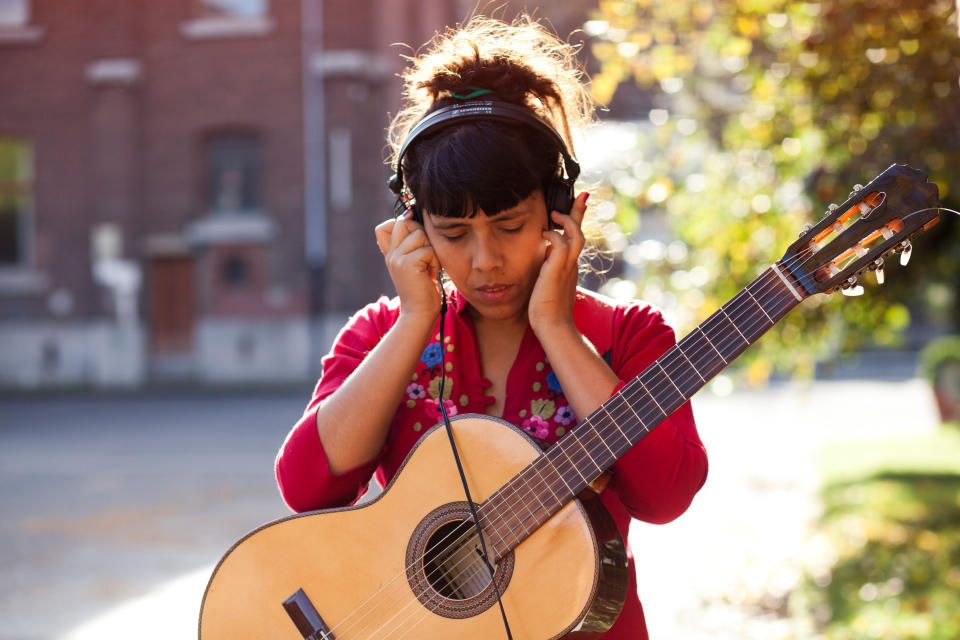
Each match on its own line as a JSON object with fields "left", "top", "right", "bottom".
{"left": 206, "top": 133, "right": 262, "bottom": 213}
{"left": 193, "top": 0, "right": 267, "bottom": 19}
{"left": 0, "top": 137, "right": 33, "bottom": 266}
{"left": 0, "top": 0, "right": 28, "bottom": 27}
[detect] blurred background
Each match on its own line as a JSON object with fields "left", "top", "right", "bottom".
{"left": 1, "top": 0, "right": 959, "bottom": 639}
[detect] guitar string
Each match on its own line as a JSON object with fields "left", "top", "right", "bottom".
{"left": 364, "top": 260, "right": 812, "bottom": 640}
{"left": 320, "top": 244, "right": 820, "bottom": 640}
{"left": 325, "top": 204, "right": 943, "bottom": 639}
{"left": 320, "top": 241, "right": 825, "bottom": 640}
{"left": 332, "top": 241, "right": 835, "bottom": 640}
{"left": 338, "top": 248, "right": 836, "bottom": 640}
{"left": 370, "top": 205, "right": 948, "bottom": 640}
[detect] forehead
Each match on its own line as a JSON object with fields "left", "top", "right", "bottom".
{"left": 427, "top": 192, "right": 543, "bottom": 228}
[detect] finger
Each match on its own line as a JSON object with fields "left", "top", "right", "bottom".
{"left": 394, "top": 226, "right": 433, "bottom": 256}
{"left": 375, "top": 218, "right": 397, "bottom": 255}
{"left": 396, "top": 245, "right": 440, "bottom": 281}
{"left": 541, "top": 228, "right": 570, "bottom": 265}
{"left": 388, "top": 209, "right": 420, "bottom": 253}
{"left": 570, "top": 191, "right": 590, "bottom": 225}
{"left": 547, "top": 214, "right": 584, "bottom": 260}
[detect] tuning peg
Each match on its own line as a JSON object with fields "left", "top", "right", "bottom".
{"left": 799, "top": 223, "right": 813, "bottom": 238}
{"left": 899, "top": 240, "right": 912, "bottom": 266}
{"left": 841, "top": 276, "right": 864, "bottom": 296}
{"left": 873, "top": 258, "right": 885, "bottom": 285}
{"left": 825, "top": 203, "right": 839, "bottom": 217}
{"left": 848, "top": 184, "right": 864, "bottom": 198}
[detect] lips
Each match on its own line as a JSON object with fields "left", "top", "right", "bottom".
{"left": 475, "top": 283, "right": 514, "bottom": 301}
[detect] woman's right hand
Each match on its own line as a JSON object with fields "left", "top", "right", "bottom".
{"left": 375, "top": 209, "right": 442, "bottom": 320}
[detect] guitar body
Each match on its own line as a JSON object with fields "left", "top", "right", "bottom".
{"left": 199, "top": 414, "right": 629, "bottom": 640}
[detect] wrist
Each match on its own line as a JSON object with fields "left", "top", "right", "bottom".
{"left": 395, "top": 307, "right": 439, "bottom": 340}
{"left": 531, "top": 318, "right": 579, "bottom": 346}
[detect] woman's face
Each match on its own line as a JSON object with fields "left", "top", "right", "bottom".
{"left": 424, "top": 190, "right": 549, "bottom": 324}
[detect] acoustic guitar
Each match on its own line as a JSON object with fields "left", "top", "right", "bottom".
{"left": 199, "top": 164, "right": 941, "bottom": 639}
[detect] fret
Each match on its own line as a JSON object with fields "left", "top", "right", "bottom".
{"left": 599, "top": 405, "right": 633, "bottom": 451}
{"left": 659, "top": 347, "right": 703, "bottom": 398}
{"left": 694, "top": 326, "right": 727, "bottom": 364}
{"left": 718, "top": 304, "right": 749, "bottom": 345}
{"left": 702, "top": 307, "right": 749, "bottom": 356}
{"left": 675, "top": 343, "right": 707, "bottom": 384}
{"left": 551, "top": 438, "right": 591, "bottom": 486}
{"left": 607, "top": 389, "right": 649, "bottom": 440}
{"left": 504, "top": 479, "right": 539, "bottom": 529}
{"left": 643, "top": 367, "right": 686, "bottom": 413}
{"left": 656, "top": 360, "right": 684, "bottom": 396}
{"left": 745, "top": 285, "right": 775, "bottom": 324}
{"left": 568, "top": 430, "right": 601, "bottom": 472}
{"left": 753, "top": 267, "right": 797, "bottom": 323}
{"left": 635, "top": 376, "right": 667, "bottom": 418}
{"left": 537, "top": 452, "right": 573, "bottom": 495}
{"left": 586, "top": 422, "right": 617, "bottom": 459}
{"left": 524, "top": 464, "right": 560, "bottom": 511}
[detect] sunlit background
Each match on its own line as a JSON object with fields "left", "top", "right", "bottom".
{"left": 1, "top": 0, "right": 959, "bottom": 638}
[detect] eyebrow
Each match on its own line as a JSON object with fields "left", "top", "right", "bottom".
{"left": 430, "top": 209, "right": 527, "bottom": 229}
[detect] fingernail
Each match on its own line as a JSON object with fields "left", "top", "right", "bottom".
{"left": 581, "top": 192, "right": 590, "bottom": 204}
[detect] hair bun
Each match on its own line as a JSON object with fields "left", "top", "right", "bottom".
{"left": 388, "top": 16, "right": 593, "bottom": 167}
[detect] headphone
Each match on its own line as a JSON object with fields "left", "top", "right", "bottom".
{"left": 388, "top": 99, "right": 581, "bottom": 224}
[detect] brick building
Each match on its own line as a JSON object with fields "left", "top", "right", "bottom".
{"left": 0, "top": 0, "right": 591, "bottom": 388}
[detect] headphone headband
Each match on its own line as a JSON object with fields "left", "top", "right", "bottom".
{"left": 390, "top": 99, "right": 580, "bottom": 196}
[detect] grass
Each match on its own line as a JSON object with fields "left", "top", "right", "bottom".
{"left": 793, "top": 426, "right": 960, "bottom": 639}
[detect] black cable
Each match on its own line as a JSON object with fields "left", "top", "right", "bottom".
{"left": 436, "top": 279, "right": 514, "bottom": 640}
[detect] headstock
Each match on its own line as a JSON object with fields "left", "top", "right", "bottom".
{"left": 780, "top": 164, "right": 941, "bottom": 298}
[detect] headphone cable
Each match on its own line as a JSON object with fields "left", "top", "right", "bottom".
{"left": 435, "top": 278, "right": 515, "bottom": 640}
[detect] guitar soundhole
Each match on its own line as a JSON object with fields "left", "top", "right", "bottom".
{"left": 406, "top": 502, "right": 515, "bottom": 619}
{"left": 423, "top": 521, "right": 491, "bottom": 600}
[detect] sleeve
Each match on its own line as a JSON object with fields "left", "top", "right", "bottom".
{"left": 605, "top": 303, "right": 709, "bottom": 525}
{"left": 274, "top": 298, "right": 396, "bottom": 513}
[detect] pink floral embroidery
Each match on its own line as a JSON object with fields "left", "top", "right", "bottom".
{"left": 554, "top": 405, "right": 575, "bottom": 426}
{"left": 406, "top": 383, "right": 426, "bottom": 400}
{"left": 522, "top": 414, "right": 550, "bottom": 440}
{"left": 425, "top": 398, "right": 458, "bottom": 421}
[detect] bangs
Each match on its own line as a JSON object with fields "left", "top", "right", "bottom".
{"left": 405, "top": 120, "right": 558, "bottom": 219}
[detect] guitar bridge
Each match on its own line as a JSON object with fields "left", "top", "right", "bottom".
{"left": 282, "top": 588, "right": 335, "bottom": 640}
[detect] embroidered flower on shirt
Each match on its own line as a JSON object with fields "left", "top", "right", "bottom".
{"left": 425, "top": 397, "right": 458, "bottom": 422}
{"left": 530, "top": 398, "right": 556, "bottom": 419}
{"left": 406, "top": 383, "right": 426, "bottom": 400}
{"left": 546, "top": 371, "right": 563, "bottom": 394}
{"left": 427, "top": 375, "right": 453, "bottom": 400}
{"left": 522, "top": 414, "right": 550, "bottom": 440}
{"left": 420, "top": 343, "right": 443, "bottom": 368}
{"left": 554, "top": 404, "right": 575, "bottom": 425}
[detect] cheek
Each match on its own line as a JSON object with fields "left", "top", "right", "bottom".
{"left": 430, "top": 241, "right": 468, "bottom": 281}
{"left": 519, "top": 232, "right": 549, "bottom": 278}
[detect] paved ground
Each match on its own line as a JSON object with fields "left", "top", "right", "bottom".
{"left": 0, "top": 372, "right": 941, "bottom": 640}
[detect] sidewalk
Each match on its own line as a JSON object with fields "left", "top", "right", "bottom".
{"left": 0, "top": 378, "right": 940, "bottom": 639}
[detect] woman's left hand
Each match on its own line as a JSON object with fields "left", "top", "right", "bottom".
{"left": 528, "top": 191, "right": 589, "bottom": 337}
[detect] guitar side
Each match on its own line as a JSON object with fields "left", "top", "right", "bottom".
{"left": 199, "top": 414, "right": 626, "bottom": 640}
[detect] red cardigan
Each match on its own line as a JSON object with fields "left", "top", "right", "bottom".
{"left": 275, "top": 287, "right": 708, "bottom": 639}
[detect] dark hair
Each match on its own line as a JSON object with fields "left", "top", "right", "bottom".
{"left": 387, "top": 16, "right": 593, "bottom": 219}
{"left": 403, "top": 109, "right": 565, "bottom": 218}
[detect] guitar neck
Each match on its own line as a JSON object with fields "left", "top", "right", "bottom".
{"left": 479, "top": 262, "right": 804, "bottom": 559}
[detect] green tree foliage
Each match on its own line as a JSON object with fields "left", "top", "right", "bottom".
{"left": 587, "top": 0, "right": 960, "bottom": 383}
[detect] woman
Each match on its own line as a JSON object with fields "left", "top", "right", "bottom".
{"left": 275, "top": 16, "right": 708, "bottom": 639}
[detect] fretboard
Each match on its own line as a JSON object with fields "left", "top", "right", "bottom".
{"left": 478, "top": 263, "right": 804, "bottom": 560}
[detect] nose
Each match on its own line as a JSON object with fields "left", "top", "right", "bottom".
{"left": 471, "top": 233, "right": 505, "bottom": 273}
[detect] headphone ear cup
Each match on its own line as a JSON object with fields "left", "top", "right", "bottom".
{"left": 544, "top": 177, "right": 574, "bottom": 225}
